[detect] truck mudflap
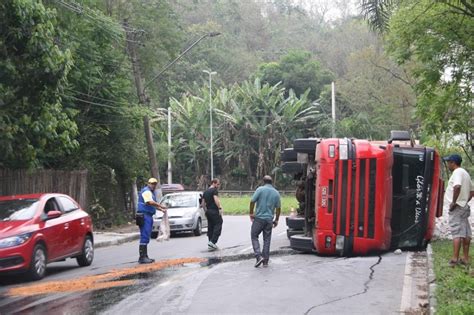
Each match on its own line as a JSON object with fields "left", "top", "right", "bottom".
{"left": 289, "top": 235, "right": 314, "bottom": 252}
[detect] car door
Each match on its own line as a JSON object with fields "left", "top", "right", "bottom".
{"left": 38, "top": 197, "right": 68, "bottom": 260}
{"left": 56, "top": 196, "right": 83, "bottom": 255}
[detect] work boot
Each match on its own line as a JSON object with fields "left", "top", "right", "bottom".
{"left": 138, "top": 245, "right": 155, "bottom": 264}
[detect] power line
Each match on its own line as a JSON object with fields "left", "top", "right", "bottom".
{"left": 54, "top": 0, "right": 140, "bottom": 47}
{"left": 63, "top": 95, "right": 131, "bottom": 111}
{"left": 64, "top": 89, "right": 133, "bottom": 107}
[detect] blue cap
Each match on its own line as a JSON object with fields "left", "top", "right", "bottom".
{"left": 443, "top": 154, "right": 462, "bottom": 165}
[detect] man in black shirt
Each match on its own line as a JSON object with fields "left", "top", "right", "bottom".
{"left": 203, "top": 178, "right": 223, "bottom": 250}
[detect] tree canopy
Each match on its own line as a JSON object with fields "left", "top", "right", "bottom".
{"left": 1, "top": 0, "right": 470, "bottom": 224}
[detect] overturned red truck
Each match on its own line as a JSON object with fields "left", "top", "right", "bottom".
{"left": 282, "top": 131, "right": 444, "bottom": 256}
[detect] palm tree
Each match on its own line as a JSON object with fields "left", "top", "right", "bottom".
{"left": 360, "top": 0, "right": 473, "bottom": 33}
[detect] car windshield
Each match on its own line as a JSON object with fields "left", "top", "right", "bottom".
{"left": 0, "top": 199, "right": 39, "bottom": 221}
{"left": 161, "top": 194, "right": 196, "bottom": 208}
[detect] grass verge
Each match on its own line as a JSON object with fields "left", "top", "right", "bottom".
{"left": 431, "top": 239, "right": 474, "bottom": 314}
{"left": 220, "top": 195, "right": 298, "bottom": 215}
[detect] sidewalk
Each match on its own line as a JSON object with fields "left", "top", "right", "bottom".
{"left": 94, "top": 223, "right": 140, "bottom": 249}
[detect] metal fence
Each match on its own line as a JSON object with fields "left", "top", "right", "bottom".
{"left": 0, "top": 169, "right": 88, "bottom": 208}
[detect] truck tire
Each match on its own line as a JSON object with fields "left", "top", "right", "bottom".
{"left": 281, "top": 162, "right": 306, "bottom": 174}
{"left": 281, "top": 148, "right": 297, "bottom": 162}
{"left": 290, "top": 235, "right": 314, "bottom": 252}
{"left": 287, "top": 228, "right": 304, "bottom": 240}
{"left": 294, "top": 138, "right": 318, "bottom": 154}
{"left": 286, "top": 216, "right": 305, "bottom": 230}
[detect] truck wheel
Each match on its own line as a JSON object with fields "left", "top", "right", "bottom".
{"left": 282, "top": 162, "right": 307, "bottom": 174}
{"left": 294, "top": 138, "right": 318, "bottom": 154}
{"left": 281, "top": 148, "right": 297, "bottom": 162}
{"left": 287, "top": 228, "right": 304, "bottom": 240}
{"left": 76, "top": 235, "right": 94, "bottom": 267}
{"left": 286, "top": 216, "right": 305, "bottom": 230}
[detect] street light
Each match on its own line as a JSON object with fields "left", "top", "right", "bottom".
{"left": 203, "top": 70, "right": 217, "bottom": 180}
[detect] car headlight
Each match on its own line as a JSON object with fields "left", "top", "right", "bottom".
{"left": 183, "top": 211, "right": 195, "bottom": 218}
{"left": 0, "top": 233, "right": 33, "bottom": 249}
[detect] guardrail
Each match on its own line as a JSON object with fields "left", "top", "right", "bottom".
{"left": 220, "top": 190, "right": 295, "bottom": 196}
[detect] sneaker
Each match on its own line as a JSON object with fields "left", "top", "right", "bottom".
{"left": 208, "top": 241, "right": 218, "bottom": 251}
{"left": 255, "top": 256, "right": 264, "bottom": 268}
{"left": 263, "top": 259, "right": 269, "bottom": 267}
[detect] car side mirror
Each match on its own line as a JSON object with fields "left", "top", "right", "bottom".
{"left": 46, "top": 210, "right": 62, "bottom": 220}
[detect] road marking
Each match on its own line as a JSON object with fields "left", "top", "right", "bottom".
{"left": 400, "top": 252, "right": 413, "bottom": 313}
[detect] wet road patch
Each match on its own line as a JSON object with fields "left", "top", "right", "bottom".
{"left": 6, "top": 257, "right": 205, "bottom": 297}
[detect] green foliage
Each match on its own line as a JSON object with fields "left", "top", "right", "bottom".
{"left": 257, "top": 50, "right": 334, "bottom": 100}
{"left": 360, "top": 0, "right": 398, "bottom": 33}
{"left": 386, "top": 0, "right": 473, "bottom": 163}
{"left": 0, "top": 0, "right": 78, "bottom": 168}
{"left": 164, "top": 78, "right": 319, "bottom": 187}
{"left": 431, "top": 240, "right": 474, "bottom": 314}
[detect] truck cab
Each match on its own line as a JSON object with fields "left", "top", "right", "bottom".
{"left": 282, "top": 131, "right": 444, "bottom": 256}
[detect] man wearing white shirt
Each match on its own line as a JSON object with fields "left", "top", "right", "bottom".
{"left": 443, "top": 154, "right": 473, "bottom": 266}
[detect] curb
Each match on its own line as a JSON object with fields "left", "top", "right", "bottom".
{"left": 94, "top": 233, "right": 140, "bottom": 249}
{"left": 426, "top": 244, "right": 437, "bottom": 315}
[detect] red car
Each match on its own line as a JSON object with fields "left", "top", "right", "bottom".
{"left": 0, "top": 193, "right": 94, "bottom": 280}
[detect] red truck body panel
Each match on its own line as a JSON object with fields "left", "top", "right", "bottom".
{"left": 314, "top": 139, "right": 393, "bottom": 255}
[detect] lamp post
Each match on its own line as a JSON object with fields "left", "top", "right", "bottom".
{"left": 203, "top": 70, "right": 217, "bottom": 180}
{"left": 167, "top": 106, "right": 172, "bottom": 184}
{"left": 331, "top": 81, "right": 336, "bottom": 138}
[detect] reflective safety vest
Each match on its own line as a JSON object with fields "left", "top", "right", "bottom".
{"left": 137, "top": 186, "right": 157, "bottom": 215}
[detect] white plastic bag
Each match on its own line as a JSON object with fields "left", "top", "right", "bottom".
{"left": 157, "top": 211, "right": 170, "bottom": 242}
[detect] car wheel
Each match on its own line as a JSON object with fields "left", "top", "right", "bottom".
{"left": 28, "top": 244, "right": 47, "bottom": 280}
{"left": 193, "top": 218, "right": 202, "bottom": 236}
{"left": 151, "top": 231, "right": 158, "bottom": 239}
{"left": 76, "top": 235, "right": 94, "bottom": 267}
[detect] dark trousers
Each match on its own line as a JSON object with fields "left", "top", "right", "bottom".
{"left": 139, "top": 213, "right": 153, "bottom": 245}
{"left": 251, "top": 217, "right": 273, "bottom": 260}
{"left": 206, "top": 209, "right": 223, "bottom": 244}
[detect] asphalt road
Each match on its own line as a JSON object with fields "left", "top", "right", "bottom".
{"left": 0, "top": 216, "right": 428, "bottom": 314}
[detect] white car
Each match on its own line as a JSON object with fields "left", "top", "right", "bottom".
{"left": 151, "top": 192, "right": 208, "bottom": 238}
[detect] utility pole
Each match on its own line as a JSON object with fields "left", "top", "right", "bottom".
{"left": 331, "top": 81, "right": 336, "bottom": 138}
{"left": 203, "top": 70, "right": 217, "bottom": 180}
{"left": 124, "top": 19, "right": 221, "bottom": 184}
{"left": 167, "top": 107, "right": 172, "bottom": 184}
{"left": 124, "top": 19, "right": 160, "bottom": 182}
